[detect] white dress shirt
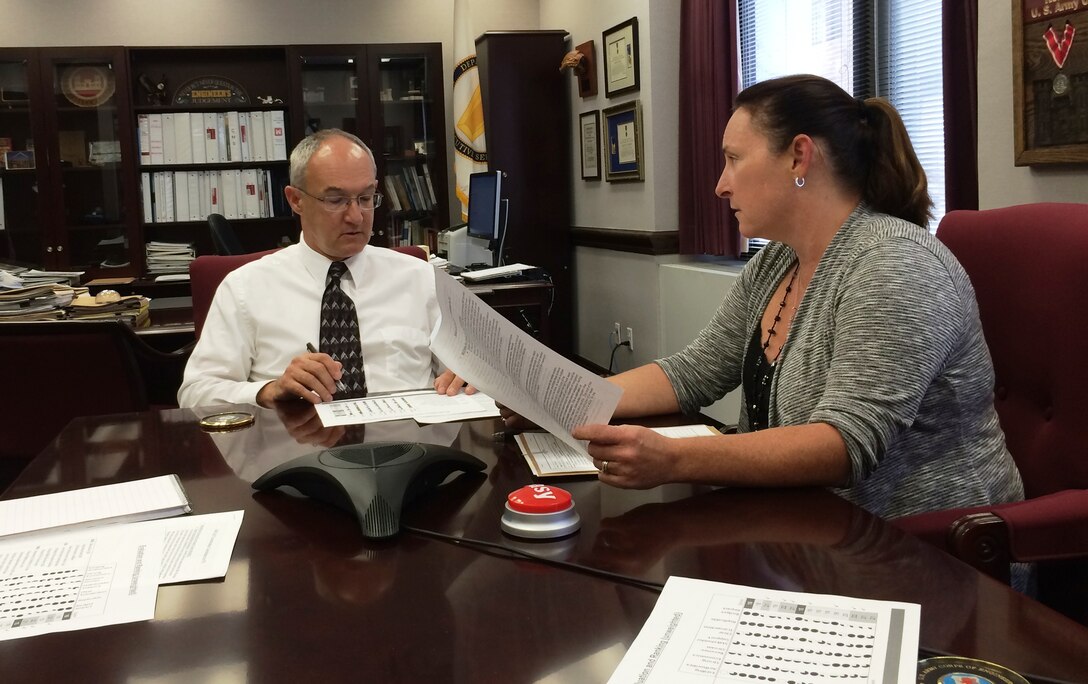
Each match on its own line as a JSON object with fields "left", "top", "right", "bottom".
{"left": 179, "top": 241, "right": 441, "bottom": 409}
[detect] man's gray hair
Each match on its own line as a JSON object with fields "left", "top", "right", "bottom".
{"left": 289, "top": 128, "right": 376, "bottom": 188}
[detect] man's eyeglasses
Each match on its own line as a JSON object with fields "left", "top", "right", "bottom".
{"left": 295, "top": 187, "right": 383, "bottom": 212}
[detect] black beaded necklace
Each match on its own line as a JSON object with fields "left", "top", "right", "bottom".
{"left": 743, "top": 262, "right": 800, "bottom": 431}
{"left": 762, "top": 262, "right": 801, "bottom": 366}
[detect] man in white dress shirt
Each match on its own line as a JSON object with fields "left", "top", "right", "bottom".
{"left": 179, "top": 129, "right": 462, "bottom": 409}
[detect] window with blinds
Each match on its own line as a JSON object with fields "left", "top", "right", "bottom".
{"left": 736, "top": 0, "right": 944, "bottom": 258}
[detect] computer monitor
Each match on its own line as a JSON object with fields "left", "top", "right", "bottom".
{"left": 467, "top": 171, "right": 503, "bottom": 241}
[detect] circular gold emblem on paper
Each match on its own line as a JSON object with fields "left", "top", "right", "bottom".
{"left": 199, "top": 411, "right": 255, "bottom": 432}
{"left": 60, "top": 65, "right": 116, "bottom": 107}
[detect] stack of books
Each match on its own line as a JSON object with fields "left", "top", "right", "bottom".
{"left": 0, "top": 271, "right": 78, "bottom": 321}
{"left": 145, "top": 241, "right": 195, "bottom": 281}
{"left": 67, "top": 293, "right": 150, "bottom": 327}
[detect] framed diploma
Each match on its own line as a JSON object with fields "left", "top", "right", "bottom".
{"left": 603, "top": 17, "right": 640, "bottom": 98}
{"left": 603, "top": 101, "right": 644, "bottom": 182}
{"left": 1013, "top": 0, "right": 1088, "bottom": 165}
{"left": 579, "top": 110, "right": 601, "bottom": 180}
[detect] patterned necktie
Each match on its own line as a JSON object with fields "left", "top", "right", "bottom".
{"left": 320, "top": 261, "right": 367, "bottom": 399}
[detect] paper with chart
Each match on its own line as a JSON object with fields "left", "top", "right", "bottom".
{"left": 431, "top": 269, "right": 622, "bottom": 457}
{"left": 0, "top": 524, "right": 162, "bottom": 641}
{"left": 608, "top": 576, "right": 919, "bottom": 684}
{"left": 315, "top": 388, "right": 501, "bottom": 427}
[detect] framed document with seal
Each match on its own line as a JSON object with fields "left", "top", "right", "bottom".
{"left": 579, "top": 110, "right": 601, "bottom": 180}
{"left": 603, "top": 100, "right": 644, "bottom": 182}
{"left": 603, "top": 17, "right": 640, "bottom": 98}
{"left": 1013, "top": 0, "right": 1088, "bottom": 165}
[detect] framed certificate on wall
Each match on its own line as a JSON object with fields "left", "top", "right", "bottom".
{"left": 603, "top": 17, "right": 640, "bottom": 98}
{"left": 579, "top": 110, "right": 601, "bottom": 180}
{"left": 603, "top": 101, "right": 643, "bottom": 182}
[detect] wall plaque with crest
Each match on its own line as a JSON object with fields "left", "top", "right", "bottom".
{"left": 1013, "top": 0, "right": 1088, "bottom": 165}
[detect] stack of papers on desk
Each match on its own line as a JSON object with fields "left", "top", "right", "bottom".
{"left": 516, "top": 425, "right": 722, "bottom": 477}
{"left": 0, "top": 475, "right": 190, "bottom": 538}
{"left": 0, "top": 475, "right": 244, "bottom": 642}
{"left": 0, "top": 282, "right": 75, "bottom": 321}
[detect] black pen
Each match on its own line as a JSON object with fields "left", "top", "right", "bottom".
{"left": 306, "top": 342, "right": 348, "bottom": 392}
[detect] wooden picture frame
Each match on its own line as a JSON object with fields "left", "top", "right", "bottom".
{"left": 603, "top": 17, "right": 640, "bottom": 98}
{"left": 575, "top": 40, "right": 599, "bottom": 98}
{"left": 603, "top": 101, "right": 643, "bottom": 182}
{"left": 579, "top": 110, "right": 601, "bottom": 179}
{"left": 1012, "top": 0, "right": 1088, "bottom": 165}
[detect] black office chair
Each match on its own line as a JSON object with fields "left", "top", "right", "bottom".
{"left": 208, "top": 213, "right": 245, "bottom": 255}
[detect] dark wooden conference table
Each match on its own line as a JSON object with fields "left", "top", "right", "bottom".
{"left": 3, "top": 404, "right": 1088, "bottom": 683}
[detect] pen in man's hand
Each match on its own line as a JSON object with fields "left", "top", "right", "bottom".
{"left": 306, "top": 342, "right": 348, "bottom": 392}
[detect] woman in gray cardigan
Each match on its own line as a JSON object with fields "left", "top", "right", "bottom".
{"left": 539, "top": 75, "right": 1022, "bottom": 520}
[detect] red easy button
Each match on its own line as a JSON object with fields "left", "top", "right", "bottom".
{"left": 507, "top": 485, "right": 573, "bottom": 514}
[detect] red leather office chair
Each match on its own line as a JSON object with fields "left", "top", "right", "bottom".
{"left": 189, "top": 250, "right": 278, "bottom": 339}
{"left": 189, "top": 245, "right": 429, "bottom": 339}
{"left": 392, "top": 244, "right": 428, "bottom": 261}
{"left": 894, "top": 203, "right": 1088, "bottom": 616}
{"left": 0, "top": 321, "right": 187, "bottom": 491}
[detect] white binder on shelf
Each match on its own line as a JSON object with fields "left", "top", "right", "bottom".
{"left": 249, "top": 111, "right": 267, "bottom": 162}
{"left": 173, "top": 112, "right": 192, "bottom": 164}
{"left": 203, "top": 112, "right": 220, "bottom": 164}
{"left": 140, "top": 173, "right": 152, "bottom": 224}
{"left": 137, "top": 114, "right": 151, "bottom": 166}
{"left": 189, "top": 111, "right": 206, "bottom": 164}
{"left": 186, "top": 172, "right": 202, "bottom": 222}
{"left": 148, "top": 114, "right": 165, "bottom": 165}
{"left": 239, "top": 112, "right": 253, "bottom": 163}
{"left": 221, "top": 169, "right": 240, "bottom": 220}
{"left": 262, "top": 111, "right": 276, "bottom": 162}
{"left": 215, "top": 113, "right": 228, "bottom": 163}
{"left": 226, "top": 111, "right": 243, "bottom": 162}
{"left": 161, "top": 113, "right": 177, "bottom": 165}
{"left": 241, "top": 169, "right": 261, "bottom": 219}
{"left": 269, "top": 110, "right": 287, "bottom": 161}
{"left": 174, "top": 169, "right": 190, "bottom": 222}
{"left": 208, "top": 170, "right": 221, "bottom": 216}
{"left": 153, "top": 173, "right": 164, "bottom": 223}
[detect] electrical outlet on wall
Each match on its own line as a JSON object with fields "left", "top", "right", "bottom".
{"left": 614, "top": 322, "right": 622, "bottom": 346}
{"left": 625, "top": 327, "right": 634, "bottom": 352}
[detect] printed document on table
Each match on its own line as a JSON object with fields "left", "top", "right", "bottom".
{"left": 431, "top": 269, "right": 622, "bottom": 457}
{"left": 0, "top": 524, "right": 162, "bottom": 641}
{"left": 315, "top": 389, "right": 501, "bottom": 427}
{"left": 139, "top": 510, "right": 244, "bottom": 584}
{"left": 608, "top": 576, "right": 920, "bottom": 684}
{"left": 517, "top": 425, "right": 722, "bottom": 477}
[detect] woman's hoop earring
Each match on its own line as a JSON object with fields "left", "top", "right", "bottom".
{"left": 794, "top": 177, "right": 806, "bottom": 188}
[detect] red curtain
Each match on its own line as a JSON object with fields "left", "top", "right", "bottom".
{"left": 678, "top": 0, "right": 740, "bottom": 256}
{"left": 942, "top": 0, "right": 979, "bottom": 211}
